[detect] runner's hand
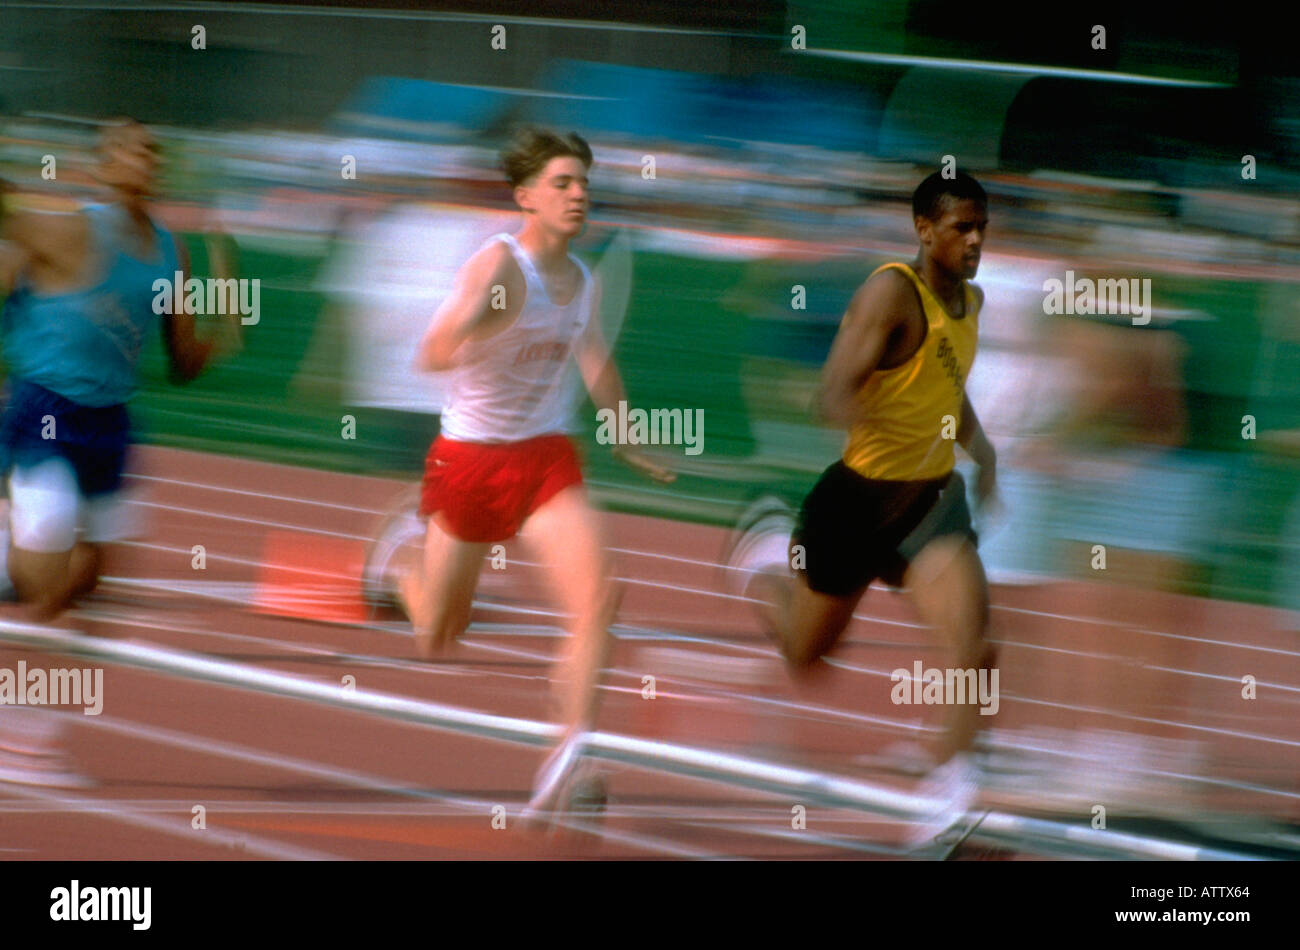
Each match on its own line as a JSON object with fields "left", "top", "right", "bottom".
{"left": 971, "top": 463, "right": 1008, "bottom": 540}
{"left": 612, "top": 445, "right": 676, "bottom": 484}
{"left": 975, "top": 460, "right": 997, "bottom": 508}
{"left": 972, "top": 461, "right": 1003, "bottom": 529}
{"left": 204, "top": 232, "right": 244, "bottom": 361}
{"left": 209, "top": 307, "right": 244, "bottom": 362}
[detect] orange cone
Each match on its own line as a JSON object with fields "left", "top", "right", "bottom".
{"left": 253, "top": 530, "right": 368, "bottom": 624}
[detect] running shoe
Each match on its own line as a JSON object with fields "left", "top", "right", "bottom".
{"left": 719, "top": 495, "right": 797, "bottom": 600}
{"left": 361, "top": 485, "right": 424, "bottom": 614}
{"left": 905, "top": 752, "right": 980, "bottom": 853}
{"left": 521, "top": 731, "right": 606, "bottom": 829}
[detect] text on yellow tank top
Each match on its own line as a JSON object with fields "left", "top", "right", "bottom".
{"left": 842, "top": 262, "right": 980, "bottom": 482}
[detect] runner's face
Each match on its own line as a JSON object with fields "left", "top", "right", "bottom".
{"left": 917, "top": 198, "right": 988, "bottom": 279}
{"left": 100, "top": 125, "right": 160, "bottom": 198}
{"left": 517, "top": 156, "right": 589, "bottom": 237}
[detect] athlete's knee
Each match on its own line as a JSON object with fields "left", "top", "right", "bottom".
{"left": 70, "top": 572, "right": 100, "bottom": 598}
{"left": 566, "top": 552, "right": 617, "bottom": 625}
{"left": 778, "top": 585, "right": 854, "bottom": 670}
{"left": 596, "top": 577, "right": 622, "bottom": 627}
{"left": 11, "top": 564, "right": 74, "bottom": 620}
{"left": 9, "top": 544, "right": 66, "bottom": 586}
{"left": 781, "top": 623, "right": 838, "bottom": 670}
{"left": 955, "top": 594, "right": 990, "bottom": 646}
{"left": 905, "top": 534, "right": 965, "bottom": 588}
{"left": 70, "top": 543, "right": 103, "bottom": 596}
{"left": 782, "top": 638, "right": 825, "bottom": 671}
{"left": 947, "top": 625, "right": 996, "bottom": 670}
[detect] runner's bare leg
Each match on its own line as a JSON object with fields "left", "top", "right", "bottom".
{"left": 520, "top": 485, "right": 615, "bottom": 744}
{"left": 402, "top": 515, "right": 489, "bottom": 658}
{"left": 903, "top": 535, "right": 993, "bottom": 765}
{"left": 774, "top": 578, "right": 863, "bottom": 671}
{"left": 9, "top": 548, "right": 76, "bottom": 621}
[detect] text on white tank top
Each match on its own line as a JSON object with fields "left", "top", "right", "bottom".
{"left": 439, "top": 233, "right": 593, "bottom": 443}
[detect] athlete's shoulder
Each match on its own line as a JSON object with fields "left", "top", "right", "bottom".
{"left": 2, "top": 198, "right": 90, "bottom": 262}
{"left": 6, "top": 196, "right": 87, "bottom": 233}
{"left": 864, "top": 261, "right": 920, "bottom": 293}
{"left": 848, "top": 262, "right": 920, "bottom": 326}
{"left": 148, "top": 207, "right": 176, "bottom": 240}
{"left": 459, "top": 236, "right": 518, "bottom": 286}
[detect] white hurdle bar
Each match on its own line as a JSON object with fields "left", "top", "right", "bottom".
{"left": 0, "top": 620, "right": 1265, "bottom": 861}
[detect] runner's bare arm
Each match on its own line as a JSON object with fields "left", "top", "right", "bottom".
{"left": 958, "top": 390, "right": 998, "bottom": 504}
{"left": 0, "top": 180, "right": 14, "bottom": 294}
{"left": 0, "top": 203, "right": 81, "bottom": 296}
{"left": 200, "top": 222, "right": 245, "bottom": 358}
{"left": 574, "top": 276, "right": 624, "bottom": 410}
{"left": 414, "top": 242, "right": 514, "bottom": 373}
{"left": 0, "top": 200, "right": 26, "bottom": 297}
{"left": 204, "top": 230, "right": 240, "bottom": 282}
{"left": 817, "top": 271, "right": 911, "bottom": 425}
{"left": 0, "top": 242, "right": 19, "bottom": 297}
{"left": 574, "top": 276, "right": 675, "bottom": 484}
{"left": 954, "top": 286, "right": 997, "bottom": 499}
{"left": 957, "top": 391, "right": 995, "bottom": 469}
{"left": 162, "top": 238, "right": 216, "bottom": 383}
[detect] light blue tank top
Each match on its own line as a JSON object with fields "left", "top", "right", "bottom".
{"left": 2, "top": 203, "right": 181, "bottom": 407}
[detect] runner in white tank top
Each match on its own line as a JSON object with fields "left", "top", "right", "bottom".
{"left": 439, "top": 232, "right": 593, "bottom": 443}
{"left": 392, "top": 129, "right": 675, "bottom": 827}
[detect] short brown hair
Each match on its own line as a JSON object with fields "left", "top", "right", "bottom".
{"left": 97, "top": 117, "right": 151, "bottom": 157}
{"left": 501, "top": 127, "right": 592, "bottom": 188}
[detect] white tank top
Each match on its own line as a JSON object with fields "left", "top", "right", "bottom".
{"left": 439, "top": 233, "right": 593, "bottom": 443}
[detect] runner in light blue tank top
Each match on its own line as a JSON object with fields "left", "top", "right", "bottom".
{"left": 0, "top": 118, "right": 238, "bottom": 624}
{"left": 2, "top": 202, "right": 180, "bottom": 408}
{"left": 0, "top": 201, "right": 181, "bottom": 504}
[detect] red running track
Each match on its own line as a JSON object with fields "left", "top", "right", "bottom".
{"left": 0, "top": 445, "right": 1296, "bottom": 859}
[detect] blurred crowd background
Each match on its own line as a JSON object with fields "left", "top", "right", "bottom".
{"left": 3, "top": 0, "right": 1300, "bottom": 612}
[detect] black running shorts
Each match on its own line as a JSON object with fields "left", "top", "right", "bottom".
{"left": 793, "top": 463, "right": 977, "bottom": 597}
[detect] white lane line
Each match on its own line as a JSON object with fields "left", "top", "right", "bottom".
{"left": 0, "top": 782, "right": 337, "bottom": 860}
{"left": 78, "top": 591, "right": 1300, "bottom": 755}
{"left": 76, "top": 610, "right": 522, "bottom": 683}
{"left": 995, "top": 604, "right": 1300, "bottom": 657}
{"left": 1008, "top": 692, "right": 1300, "bottom": 750}
{"left": 111, "top": 536, "right": 1300, "bottom": 659}
{"left": 130, "top": 499, "right": 373, "bottom": 541}
{"left": 73, "top": 715, "right": 719, "bottom": 859}
{"left": 128, "top": 472, "right": 391, "bottom": 515}
{"left": 94, "top": 608, "right": 1300, "bottom": 804}
{"left": 78, "top": 606, "right": 915, "bottom": 736}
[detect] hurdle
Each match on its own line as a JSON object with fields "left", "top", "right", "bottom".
{"left": 0, "top": 620, "right": 1266, "bottom": 860}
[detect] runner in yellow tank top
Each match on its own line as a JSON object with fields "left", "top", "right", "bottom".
{"left": 843, "top": 261, "right": 981, "bottom": 482}
{"left": 726, "top": 169, "right": 999, "bottom": 853}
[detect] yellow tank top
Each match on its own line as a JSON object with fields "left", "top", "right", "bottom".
{"left": 842, "top": 262, "right": 980, "bottom": 481}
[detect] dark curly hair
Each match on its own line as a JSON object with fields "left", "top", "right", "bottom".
{"left": 912, "top": 169, "right": 987, "bottom": 221}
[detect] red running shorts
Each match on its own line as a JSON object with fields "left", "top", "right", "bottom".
{"left": 417, "top": 433, "right": 584, "bottom": 543}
